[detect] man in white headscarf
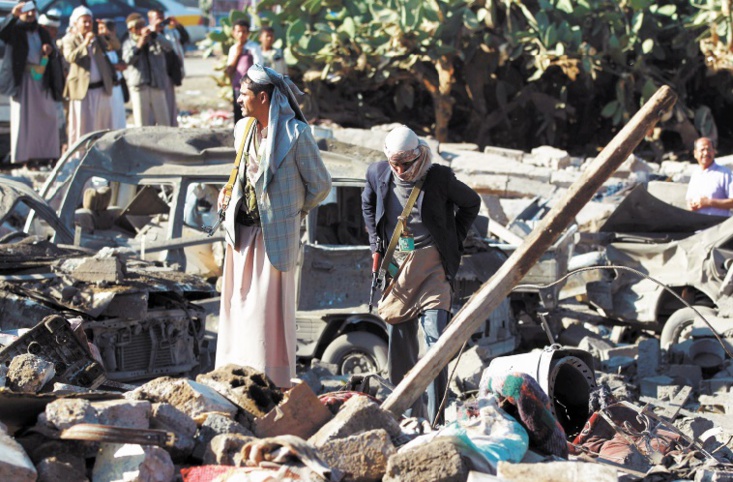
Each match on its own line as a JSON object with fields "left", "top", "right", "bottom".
{"left": 362, "top": 125, "right": 480, "bottom": 424}
{"left": 216, "top": 64, "right": 331, "bottom": 387}
{"left": 61, "top": 5, "right": 115, "bottom": 147}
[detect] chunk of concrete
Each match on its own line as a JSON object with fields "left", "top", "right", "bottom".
{"left": 203, "top": 433, "right": 256, "bottom": 466}
{"left": 70, "top": 256, "right": 125, "bottom": 284}
{"left": 448, "top": 345, "right": 486, "bottom": 394}
{"left": 92, "top": 399, "right": 151, "bottom": 429}
{"left": 0, "top": 428, "right": 36, "bottom": 482}
{"left": 309, "top": 395, "right": 401, "bottom": 447}
{"left": 497, "top": 460, "right": 617, "bottom": 481}
{"left": 639, "top": 376, "right": 675, "bottom": 398}
{"left": 126, "top": 376, "right": 238, "bottom": 421}
{"left": 528, "top": 146, "right": 571, "bottom": 170}
{"left": 92, "top": 443, "right": 174, "bottom": 482}
{"left": 36, "top": 455, "right": 88, "bottom": 482}
{"left": 700, "top": 377, "right": 733, "bottom": 395}
{"left": 319, "top": 429, "right": 395, "bottom": 482}
{"left": 384, "top": 438, "right": 468, "bottom": 482}
{"left": 193, "top": 413, "right": 253, "bottom": 461}
{"left": 150, "top": 402, "right": 197, "bottom": 462}
{"left": 254, "top": 382, "right": 332, "bottom": 439}
{"left": 667, "top": 364, "right": 703, "bottom": 390}
{"left": 195, "top": 365, "right": 282, "bottom": 424}
{"left": 7, "top": 353, "right": 56, "bottom": 393}
{"left": 636, "top": 338, "right": 660, "bottom": 379}
{"left": 45, "top": 398, "right": 99, "bottom": 431}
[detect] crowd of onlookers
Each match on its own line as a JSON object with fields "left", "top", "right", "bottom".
{"left": 0, "top": 1, "right": 286, "bottom": 170}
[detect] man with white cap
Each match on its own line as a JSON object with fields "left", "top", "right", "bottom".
{"left": 216, "top": 64, "right": 331, "bottom": 388}
{"left": 0, "top": 1, "right": 63, "bottom": 167}
{"left": 362, "top": 125, "right": 480, "bottom": 424}
{"left": 61, "top": 5, "right": 115, "bottom": 147}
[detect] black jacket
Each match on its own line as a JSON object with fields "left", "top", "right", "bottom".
{"left": 0, "top": 16, "right": 64, "bottom": 99}
{"left": 362, "top": 161, "right": 481, "bottom": 279}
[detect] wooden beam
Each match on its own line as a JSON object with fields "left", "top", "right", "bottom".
{"left": 381, "top": 86, "right": 678, "bottom": 417}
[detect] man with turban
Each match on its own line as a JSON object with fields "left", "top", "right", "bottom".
{"left": 362, "top": 125, "right": 480, "bottom": 424}
{"left": 216, "top": 64, "right": 331, "bottom": 388}
{"left": 61, "top": 5, "right": 115, "bottom": 147}
{"left": 0, "top": 1, "right": 63, "bottom": 166}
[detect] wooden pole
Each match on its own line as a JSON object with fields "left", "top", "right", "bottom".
{"left": 381, "top": 86, "right": 678, "bottom": 417}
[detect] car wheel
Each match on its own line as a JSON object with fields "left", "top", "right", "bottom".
{"left": 321, "top": 332, "right": 388, "bottom": 376}
{"left": 661, "top": 306, "right": 716, "bottom": 350}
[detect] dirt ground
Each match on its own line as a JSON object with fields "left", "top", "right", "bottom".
{"left": 176, "top": 51, "right": 231, "bottom": 115}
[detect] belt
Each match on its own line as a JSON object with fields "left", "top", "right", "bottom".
{"left": 236, "top": 210, "right": 260, "bottom": 227}
{"left": 88, "top": 80, "right": 105, "bottom": 89}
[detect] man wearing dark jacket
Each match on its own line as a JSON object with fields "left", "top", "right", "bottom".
{"left": 362, "top": 125, "right": 480, "bottom": 424}
{"left": 0, "top": 1, "right": 63, "bottom": 165}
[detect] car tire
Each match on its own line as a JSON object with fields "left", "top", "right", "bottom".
{"left": 660, "top": 306, "right": 716, "bottom": 350}
{"left": 321, "top": 332, "right": 388, "bottom": 376}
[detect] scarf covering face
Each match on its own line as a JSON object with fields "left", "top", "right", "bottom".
{"left": 16, "top": 19, "right": 38, "bottom": 31}
{"left": 245, "top": 64, "right": 306, "bottom": 190}
{"left": 383, "top": 125, "right": 432, "bottom": 182}
{"left": 70, "top": 6, "right": 92, "bottom": 27}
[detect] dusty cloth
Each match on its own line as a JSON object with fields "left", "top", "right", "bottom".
{"left": 216, "top": 224, "right": 296, "bottom": 388}
{"left": 486, "top": 372, "right": 569, "bottom": 458}
{"left": 378, "top": 245, "right": 451, "bottom": 324}
{"left": 10, "top": 69, "right": 59, "bottom": 163}
{"left": 67, "top": 86, "right": 113, "bottom": 147}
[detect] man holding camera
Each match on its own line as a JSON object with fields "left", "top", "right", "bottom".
{"left": 148, "top": 9, "right": 186, "bottom": 126}
{"left": 122, "top": 13, "right": 172, "bottom": 127}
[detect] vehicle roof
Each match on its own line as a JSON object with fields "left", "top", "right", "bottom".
{"left": 79, "top": 127, "right": 370, "bottom": 182}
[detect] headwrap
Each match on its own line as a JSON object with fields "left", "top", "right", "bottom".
{"left": 69, "top": 6, "right": 92, "bottom": 26}
{"left": 383, "top": 125, "right": 432, "bottom": 182}
{"left": 38, "top": 14, "right": 61, "bottom": 28}
{"left": 245, "top": 64, "right": 306, "bottom": 191}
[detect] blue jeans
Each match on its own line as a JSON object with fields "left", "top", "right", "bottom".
{"left": 387, "top": 309, "right": 449, "bottom": 425}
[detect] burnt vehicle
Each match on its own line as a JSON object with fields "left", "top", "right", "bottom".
{"left": 583, "top": 182, "right": 733, "bottom": 351}
{"left": 0, "top": 178, "right": 216, "bottom": 383}
{"left": 10, "top": 128, "right": 526, "bottom": 377}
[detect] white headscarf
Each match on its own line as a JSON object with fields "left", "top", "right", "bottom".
{"left": 384, "top": 125, "right": 433, "bottom": 182}
{"left": 245, "top": 64, "right": 306, "bottom": 192}
{"left": 70, "top": 6, "right": 92, "bottom": 27}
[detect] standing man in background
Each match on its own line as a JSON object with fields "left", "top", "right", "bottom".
{"left": 687, "top": 137, "right": 733, "bottom": 217}
{"left": 148, "top": 9, "right": 186, "bottom": 126}
{"left": 97, "top": 19, "right": 127, "bottom": 130}
{"left": 226, "top": 19, "right": 261, "bottom": 124}
{"left": 216, "top": 64, "right": 331, "bottom": 388}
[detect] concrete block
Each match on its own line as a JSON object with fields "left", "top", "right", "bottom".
{"left": 384, "top": 438, "right": 469, "bottom": 482}
{"left": 639, "top": 376, "right": 675, "bottom": 398}
{"left": 7, "top": 353, "right": 55, "bottom": 393}
{"left": 254, "top": 382, "right": 332, "bottom": 440}
{"left": 483, "top": 145, "right": 525, "bottom": 161}
{"left": 150, "top": 403, "right": 197, "bottom": 438}
{"left": 529, "top": 145, "right": 572, "bottom": 170}
{"left": 667, "top": 364, "right": 703, "bottom": 390}
{"left": 448, "top": 345, "right": 485, "bottom": 394}
{"left": 452, "top": 151, "right": 552, "bottom": 181}
{"left": 203, "top": 433, "right": 256, "bottom": 466}
{"left": 71, "top": 256, "right": 125, "bottom": 283}
{"left": 128, "top": 376, "right": 238, "bottom": 421}
{"left": 637, "top": 338, "right": 660, "bottom": 379}
{"left": 309, "top": 395, "right": 401, "bottom": 447}
{"left": 36, "top": 455, "right": 87, "bottom": 482}
{"left": 578, "top": 336, "right": 615, "bottom": 363}
{"left": 601, "top": 356, "right": 635, "bottom": 372}
{"left": 700, "top": 377, "right": 733, "bottom": 395}
{"left": 601, "top": 344, "right": 639, "bottom": 361}
{"left": 456, "top": 172, "right": 557, "bottom": 198}
{"left": 193, "top": 413, "right": 253, "bottom": 461}
{"left": 195, "top": 364, "right": 282, "bottom": 421}
{"left": 497, "top": 460, "right": 617, "bottom": 481}
{"left": 0, "top": 428, "right": 36, "bottom": 482}
{"left": 45, "top": 399, "right": 99, "bottom": 431}
{"left": 92, "top": 443, "right": 174, "bottom": 482}
{"left": 549, "top": 169, "right": 580, "bottom": 188}
{"left": 319, "top": 429, "right": 395, "bottom": 482}
{"left": 92, "top": 399, "right": 151, "bottom": 429}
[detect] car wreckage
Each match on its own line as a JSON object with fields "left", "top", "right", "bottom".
{"left": 0, "top": 127, "right": 578, "bottom": 381}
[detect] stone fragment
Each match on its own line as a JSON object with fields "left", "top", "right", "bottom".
{"left": 193, "top": 413, "right": 253, "bottom": 461}
{"left": 70, "top": 256, "right": 125, "bottom": 283}
{"left": 700, "top": 377, "right": 733, "bottom": 395}
{"left": 92, "top": 443, "right": 174, "bottom": 482}
{"left": 448, "top": 345, "right": 486, "bottom": 394}
{"left": 497, "top": 460, "right": 617, "bottom": 481}
{"left": 254, "top": 382, "right": 332, "bottom": 439}
{"left": 602, "top": 344, "right": 639, "bottom": 361}
{"left": 482, "top": 145, "right": 525, "bottom": 161}
{"left": 639, "top": 375, "right": 675, "bottom": 398}
{"left": 528, "top": 145, "right": 571, "bottom": 170}
{"left": 45, "top": 398, "right": 99, "bottom": 431}
{"left": 384, "top": 438, "right": 468, "bottom": 482}
{"left": 636, "top": 338, "right": 660, "bottom": 379}
{"left": 667, "top": 364, "right": 703, "bottom": 389}
{"left": 126, "top": 376, "right": 238, "bottom": 421}
{"left": 0, "top": 427, "right": 36, "bottom": 482}
{"left": 309, "top": 395, "right": 401, "bottom": 447}
{"left": 36, "top": 455, "right": 88, "bottom": 482}
{"left": 52, "top": 383, "right": 93, "bottom": 393}
{"left": 7, "top": 353, "right": 56, "bottom": 393}
{"left": 203, "top": 433, "right": 256, "bottom": 466}
{"left": 92, "top": 399, "right": 151, "bottom": 429}
{"left": 195, "top": 365, "right": 282, "bottom": 427}
{"left": 319, "top": 429, "right": 395, "bottom": 482}
{"left": 150, "top": 403, "right": 197, "bottom": 461}
{"left": 295, "top": 369, "right": 322, "bottom": 395}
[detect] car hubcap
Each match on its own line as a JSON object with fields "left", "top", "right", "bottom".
{"left": 341, "top": 351, "right": 377, "bottom": 374}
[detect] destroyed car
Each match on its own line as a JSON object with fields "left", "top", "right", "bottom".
{"left": 584, "top": 182, "right": 733, "bottom": 349}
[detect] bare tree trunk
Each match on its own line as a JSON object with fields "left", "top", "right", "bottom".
{"left": 415, "top": 58, "right": 455, "bottom": 143}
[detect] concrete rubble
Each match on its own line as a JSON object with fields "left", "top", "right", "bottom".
{"left": 2, "top": 128, "right": 733, "bottom": 480}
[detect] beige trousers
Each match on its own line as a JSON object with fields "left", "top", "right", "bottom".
{"left": 130, "top": 85, "right": 170, "bottom": 127}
